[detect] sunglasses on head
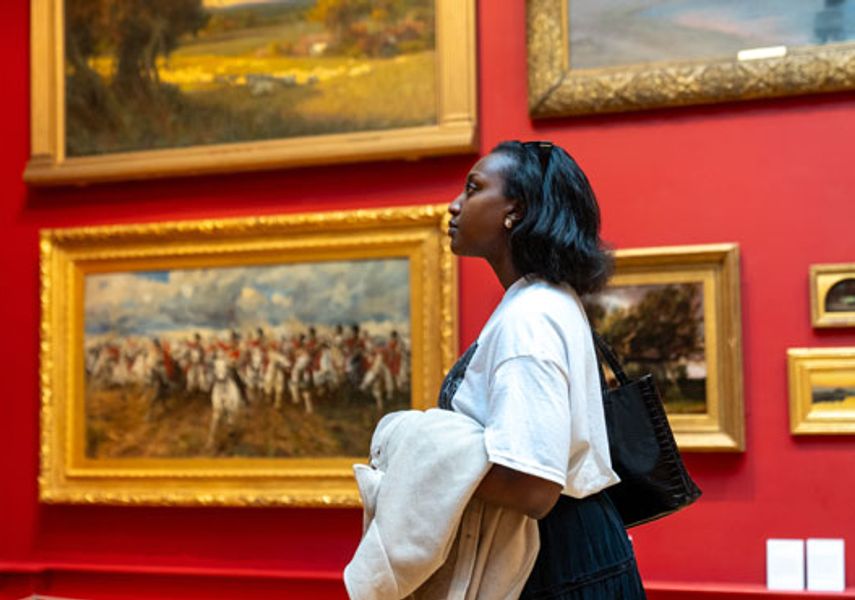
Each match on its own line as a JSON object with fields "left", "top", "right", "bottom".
{"left": 522, "top": 141, "right": 554, "bottom": 172}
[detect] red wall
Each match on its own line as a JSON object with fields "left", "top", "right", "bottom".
{"left": 3, "top": 1, "right": 855, "bottom": 598}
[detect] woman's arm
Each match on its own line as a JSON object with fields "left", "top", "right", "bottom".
{"left": 474, "top": 464, "right": 562, "bottom": 520}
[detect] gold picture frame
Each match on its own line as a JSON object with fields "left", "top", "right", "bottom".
{"left": 585, "top": 243, "right": 744, "bottom": 451}
{"left": 527, "top": 0, "right": 855, "bottom": 118}
{"left": 25, "top": 0, "right": 477, "bottom": 186}
{"left": 788, "top": 348, "right": 855, "bottom": 435}
{"left": 40, "top": 204, "right": 457, "bottom": 506}
{"left": 810, "top": 264, "right": 855, "bottom": 328}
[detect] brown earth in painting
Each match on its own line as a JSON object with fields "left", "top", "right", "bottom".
{"left": 85, "top": 383, "right": 407, "bottom": 459}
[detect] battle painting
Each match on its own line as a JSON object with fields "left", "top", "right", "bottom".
{"left": 83, "top": 258, "right": 411, "bottom": 459}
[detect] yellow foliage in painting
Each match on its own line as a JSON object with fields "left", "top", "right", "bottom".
{"left": 87, "top": 51, "right": 435, "bottom": 127}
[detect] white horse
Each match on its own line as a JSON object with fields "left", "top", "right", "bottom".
{"left": 185, "top": 345, "right": 209, "bottom": 394}
{"left": 241, "top": 346, "right": 266, "bottom": 405}
{"left": 128, "top": 349, "right": 150, "bottom": 385}
{"left": 90, "top": 346, "right": 118, "bottom": 387}
{"left": 394, "top": 349, "right": 410, "bottom": 393}
{"left": 264, "top": 349, "right": 292, "bottom": 409}
{"left": 313, "top": 345, "right": 344, "bottom": 396}
{"left": 361, "top": 350, "right": 394, "bottom": 411}
{"left": 289, "top": 350, "right": 314, "bottom": 414}
{"left": 207, "top": 356, "right": 243, "bottom": 450}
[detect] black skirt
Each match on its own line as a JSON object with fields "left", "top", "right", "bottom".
{"left": 519, "top": 492, "right": 647, "bottom": 600}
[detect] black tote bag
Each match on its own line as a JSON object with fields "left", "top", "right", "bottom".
{"left": 593, "top": 331, "right": 702, "bottom": 528}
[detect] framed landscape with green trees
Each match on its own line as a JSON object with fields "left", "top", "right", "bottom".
{"left": 26, "top": 0, "right": 476, "bottom": 185}
{"left": 584, "top": 243, "right": 745, "bottom": 451}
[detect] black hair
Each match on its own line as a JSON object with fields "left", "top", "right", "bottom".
{"left": 491, "top": 140, "right": 613, "bottom": 295}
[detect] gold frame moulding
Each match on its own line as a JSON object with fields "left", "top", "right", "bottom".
{"left": 527, "top": 0, "right": 855, "bottom": 118}
{"left": 26, "top": 0, "right": 477, "bottom": 185}
{"left": 39, "top": 205, "right": 457, "bottom": 507}
{"left": 595, "top": 244, "right": 745, "bottom": 451}
{"left": 788, "top": 348, "right": 855, "bottom": 435}
{"left": 810, "top": 263, "right": 855, "bottom": 328}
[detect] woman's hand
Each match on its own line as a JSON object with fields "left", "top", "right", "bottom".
{"left": 474, "top": 464, "right": 562, "bottom": 520}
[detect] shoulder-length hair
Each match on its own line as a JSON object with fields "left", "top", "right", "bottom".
{"left": 492, "top": 140, "right": 613, "bottom": 295}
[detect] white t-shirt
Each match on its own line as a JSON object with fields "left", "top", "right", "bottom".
{"left": 450, "top": 277, "right": 619, "bottom": 498}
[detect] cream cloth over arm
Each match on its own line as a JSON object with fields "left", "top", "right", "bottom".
{"left": 344, "top": 409, "right": 539, "bottom": 600}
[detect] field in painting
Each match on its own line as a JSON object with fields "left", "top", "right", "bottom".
{"left": 66, "top": 0, "right": 436, "bottom": 156}
{"left": 85, "top": 382, "right": 409, "bottom": 459}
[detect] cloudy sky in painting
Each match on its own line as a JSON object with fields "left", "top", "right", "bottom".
{"left": 85, "top": 259, "right": 409, "bottom": 335}
{"left": 588, "top": 283, "right": 704, "bottom": 319}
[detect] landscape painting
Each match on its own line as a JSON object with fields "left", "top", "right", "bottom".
{"left": 584, "top": 282, "right": 707, "bottom": 414}
{"left": 528, "top": 0, "right": 855, "bottom": 118}
{"left": 810, "top": 265, "right": 855, "bottom": 327}
{"left": 788, "top": 348, "right": 855, "bottom": 435}
{"left": 83, "top": 258, "right": 411, "bottom": 459}
{"left": 569, "top": 0, "right": 855, "bottom": 71}
{"left": 811, "top": 370, "right": 855, "bottom": 410}
{"left": 65, "top": 0, "right": 437, "bottom": 156}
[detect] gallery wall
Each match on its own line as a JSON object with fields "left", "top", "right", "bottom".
{"left": 2, "top": 1, "right": 855, "bottom": 598}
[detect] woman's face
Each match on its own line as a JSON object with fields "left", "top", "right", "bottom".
{"left": 447, "top": 152, "right": 517, "bottom": 259}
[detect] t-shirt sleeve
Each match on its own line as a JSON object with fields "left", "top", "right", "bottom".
{"left": 483, "top": 355, "right": 571, "bottom": 487}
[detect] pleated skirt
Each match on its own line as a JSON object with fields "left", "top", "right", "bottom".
{"left": 519, "top": 491, "right": 647, "bottom": 600}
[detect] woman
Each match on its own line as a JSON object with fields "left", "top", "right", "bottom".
{"left": 441, "top": 140, "right": 646, "bottom": 599}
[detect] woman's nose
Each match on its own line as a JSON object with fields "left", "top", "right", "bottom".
{"left": 448, "top": 194, "right": 462, "bottom": 215}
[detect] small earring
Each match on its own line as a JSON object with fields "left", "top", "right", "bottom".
{"left": 504, "top": 216, "right": 514, "bottom": 230}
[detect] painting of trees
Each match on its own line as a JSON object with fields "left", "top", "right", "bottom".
{"left": 63, "top": 0, "right": 438, "bottom": 157}
{"left": 66, "top": 0, "right": 211, "bottom": 154}
{"left": 585, "top": 283, "right": 707, "bottom": 413}
{"left": 308, "top": 0, "right": 434, "bottom": 56}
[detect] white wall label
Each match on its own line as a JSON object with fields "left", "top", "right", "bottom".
{"left": 766, "top": 539, "right": 805, "bottom": 591}
{"left": 807, "top": 538, "right": 845, "bottom": 592}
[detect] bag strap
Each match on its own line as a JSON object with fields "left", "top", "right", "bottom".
{"left": 591, "top": 330, "right": 631, "bottom": 387}
{"left": 594, "top": 346, "right": 610, "bottom": 396}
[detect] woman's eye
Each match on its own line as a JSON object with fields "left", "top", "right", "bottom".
{"left": 465, "top": 182, "right": 477, "bottom": 195}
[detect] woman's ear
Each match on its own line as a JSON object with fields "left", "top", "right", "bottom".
{"left": 506, "top": 201, "right": 524, "bottom": 224}
{"left": 503, "top": 206, "right": 523, "bottom": 231}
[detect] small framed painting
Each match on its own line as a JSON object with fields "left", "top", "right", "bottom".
{"left": 788, "top": 348, "right": 855, "bottom": 434}
{"left": 583, "top": 243, "right": 745, "bottom": 451}
{"left": 810, "top": 264, "right": 855, "bottom": 328}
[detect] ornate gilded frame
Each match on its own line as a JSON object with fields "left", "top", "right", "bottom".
{"left": 527, "top": 0, "right": 855, "bottom": 117}
{"left": 25, "top": 0, "right": 477, "bottom": 185}
{"left": 810, "top": 263, "right": 855, "bottom": 328}
{"left": 39, "top": 204, "right": 457, "bottom": 506}
{"left": 788, "top": 348, "right": 855, "bottom": 435}
{"left": 604, "top": 244, "right": 745, "bottom": 451}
